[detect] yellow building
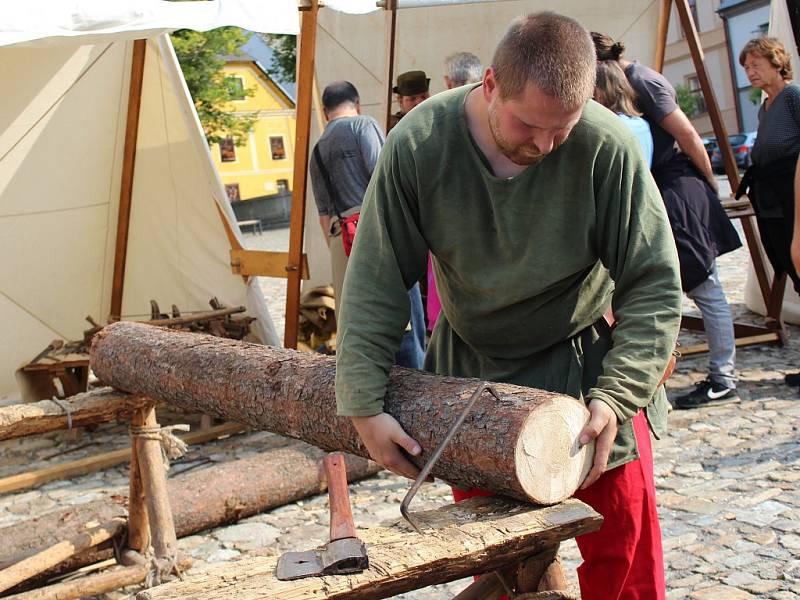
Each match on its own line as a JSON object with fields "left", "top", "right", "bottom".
{"left": 210, "top": 50, "right": 296, "bottom": 203}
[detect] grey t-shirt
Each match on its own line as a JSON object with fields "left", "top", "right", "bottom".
{"left": 624, "top": 61, "right": 680, "bottom": 170}
{"left": 751, "top": 82, "right": 800, "bottom": 166}
{"left": 310, "top": 115, "right": 385, "bottom": 216}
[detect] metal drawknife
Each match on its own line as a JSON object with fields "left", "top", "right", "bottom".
{"left": 276, "top": 452, "right": 369, "bottom": 580}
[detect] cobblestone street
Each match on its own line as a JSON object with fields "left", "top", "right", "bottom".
{"left": 1, "top": 177, "right": 799, "bottom": 598}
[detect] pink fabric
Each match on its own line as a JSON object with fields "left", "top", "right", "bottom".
{"left": 426, "top": 254, "right": 441, "bottom": 332}
{"left": 452, "top": 411, "right": 665, "bottom": 600}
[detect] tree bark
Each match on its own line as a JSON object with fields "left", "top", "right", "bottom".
{"left": 91, "top": 322, "right": 593, "bottom": 504}
{"left": 0, "top": 443, "right": 379, "bottom": 591}
{"left": 0, "top": 390, "right": 152, "bottom": 441}
{"left": 135, "top": 496, "right": 602, "bottom": 600}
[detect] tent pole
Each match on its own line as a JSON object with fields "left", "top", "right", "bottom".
{"left": 383, "top": 0, "right": 398, "bottom": 133}
{"left": 110, "top": 39, "right": 147, "bottom": 321}
{"left": 674, "top": 0, "right": 784, "bottom": 342}
{"left": 654, "top": 0, "right": 671, "bottom": 73}
{"left": 284, "top": 0, "right": 319, "bottom": 348}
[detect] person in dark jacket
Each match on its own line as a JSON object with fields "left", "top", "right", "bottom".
{"left": 593, "top": 33, "right": 742, "bottom": 409}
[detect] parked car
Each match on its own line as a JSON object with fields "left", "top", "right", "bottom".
{"left": 711, "top": 132, "right": 757, "bottom": 173}
{"left": 702, "top": 136, "right": 717, "bottom": 161}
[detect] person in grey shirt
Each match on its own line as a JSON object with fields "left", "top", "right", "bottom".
{"left": 309, "top": 81, "right": 425, "bottom": 368}
{"left": 443, "top": 52, "right": 482, "bottom": 89}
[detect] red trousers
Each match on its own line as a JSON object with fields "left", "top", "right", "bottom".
{"left": 452, "top": 411, "right": 665, "bottom": 600}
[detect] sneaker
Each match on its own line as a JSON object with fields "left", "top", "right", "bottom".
{"left": 673, "top": 379, "right": 739, "bottom": 410}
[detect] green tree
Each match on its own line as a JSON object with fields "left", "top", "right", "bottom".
{"left": 171, "top": 27, "right": 256, "bottom": 146}
{"left": 675, "top": 83, "right": 700, "bottom": 119}
{"left": 258, "top": 34, "right": 297, "bottom": 83}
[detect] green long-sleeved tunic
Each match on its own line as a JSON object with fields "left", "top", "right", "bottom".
{"left": 335, "top": 85, "right": 682, "bottom": 467}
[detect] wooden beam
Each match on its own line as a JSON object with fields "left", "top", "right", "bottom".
{"left": 135, "top": 496, "right": 602, "bottom": 600}
{"left": 0, "top": 390, "right": 152, "bottom": 441}
{"left": 110, "top": 39, "right": 147, "bottom": 321}
{"left": 680, "top": 332, "right": 782, "bottom": 356}
{"left": 284, "top": 0, "right": 319, "bottom": 349}
{"left": 0, "top": 422, "right": 246, "bottom": 495}
{"left": 654, "top": 0, "right": 672, "bottom": 73}
{"left": 230, "top": 248, "right": 309, "bottom": 279}
{"left": 383, "top": 0, "right": 398, "bottom": 133}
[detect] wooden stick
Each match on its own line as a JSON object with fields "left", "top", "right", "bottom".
{"left": 141, "top": 306, "right": 244, "bottom": 328}
{"left": 452, "top": 574, "right": 507, "bottom": 600}
{"left": 0, "top": 518, "right": 125, "bottom": 594}
{"left": 382, "top": 0, "right": 398, "bottom": 133}
{"left": 135, "top": 497, "right": 602, "bottom": 600}
{"left": 127, "top": 408, "right": 151, "bottom": 555}
{"left": 654, "top": 0, "right": 671, "bottom": 73}
{"left": 0, "top": 422, "right": 246, "bottom": 495}
{"left": 110, "top": 39, "right": 147, "bottom": 320}
{"left": 5, "top": 557, "right": 192, "bottom": 600}
{"left": 134, "top": 408, "right": 177, "bottom": 560}
{"left": 284, "top": 0, "right": 319, "bottom": 349}
{"left": 0, "top": 389, "right": 152, "bottom": 441}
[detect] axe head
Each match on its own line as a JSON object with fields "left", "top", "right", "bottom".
{"left": 276, "top": 538, "right": 368, "bottom": 581}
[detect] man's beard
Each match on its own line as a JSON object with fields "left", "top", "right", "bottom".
{"left": 488, "top": 104, "right": 545, "bottom": 166}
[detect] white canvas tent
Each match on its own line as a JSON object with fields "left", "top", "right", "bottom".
{"left": 0, "top": 0, "right": 299, "bottom": 397}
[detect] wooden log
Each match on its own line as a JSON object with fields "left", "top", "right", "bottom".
{"left": 134, "top": 408, "right": 177, "bottom": 560}
{"left": 6, "top": 557, "right": 192, "bottom": 600}
{"left": 0, "top": 518, "right": 126, "bottom": 593}
{"left": 0, "top": 422, "right": 246, "bottom": 495}
{"left": 0, "top": 389, "right": 152, "bottom": 441}
{"left": 0, "top": 444, "right": 379, "bottom": 590}
{"left": 135, "top": 496, "right": 602, "bottom": 600}
{"left": 91, "top": 322, "right": 593, "bottom": 504}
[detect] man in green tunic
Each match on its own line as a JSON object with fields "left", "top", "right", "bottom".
{"left": 335, "top": 12, "right": 681, "bottom": 599}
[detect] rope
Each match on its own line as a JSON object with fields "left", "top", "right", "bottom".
{"left": 51, "top": 397, "right": 73, "bottom": 430}
{"left": 130, "top": 424, "right": 190, "bottom": 470}
{"left": 143, "top": 554, "right": 182, "bottom": 588}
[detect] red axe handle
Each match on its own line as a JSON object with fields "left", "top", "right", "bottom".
{"left": 324, "top": 452, "right": 357, "bottom": 541}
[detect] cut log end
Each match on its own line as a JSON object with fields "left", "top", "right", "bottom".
{"left": 514, "top": 398, "right": 593, "bottom": 504}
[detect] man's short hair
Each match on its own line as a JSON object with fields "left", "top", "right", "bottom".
{"left": 444, "top": 52, "right": 483, "bottom": 87}
{"left": 491, "top": 12, "right": 595, "bottom": 108}
{"left": 322, "top": 81, "right": 360, "bottom": 110}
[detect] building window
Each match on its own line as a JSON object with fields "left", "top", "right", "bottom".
{"left": 276, "top": 179, "right": 289, "bottom": 193}
{"left": 219, "top": 137, "right": 236, "bottom": 163}
{"left": 687, "top": 75, "right": 707, "bottom": 115}
{"left": 231, "top": 77, "right": 246, "bottom": 101}
{"left": 270, "top": 136, "right": 287, "bottom": 160}
{"left": 225, "top": 183, "right": 241, "bottom": 203}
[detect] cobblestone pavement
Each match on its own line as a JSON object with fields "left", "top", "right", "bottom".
{"left": 1, "top": 177, "right": 799, "bottom": 598}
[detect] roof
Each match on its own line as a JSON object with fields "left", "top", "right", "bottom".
{"left": 222, "top": 32, "right": 296, "bottom": 102}
{"left": 718, "top": 0, "right": 769, "bottom": 15}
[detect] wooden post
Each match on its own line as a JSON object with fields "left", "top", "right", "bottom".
{"left": 383, "top": 0, "right": 398, "bottom": 133}
{"left": 674, "top": 0, "right": 785, "bottom": 339}
{"left": 110, "top": 39, "right": 147, "bottom": 321}
{"left": 135, "top": 408, "right": 178, "bottom": 560}
{"left": 284, "top": 0, "right": 319, "bottom": 349}
{"left": 654, "top": 0, "right": 672, "bottom": 73}
{"left": 126, "top": 409, "right": 151, "bottom": 557}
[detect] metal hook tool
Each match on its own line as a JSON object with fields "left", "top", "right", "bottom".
{"left": 400, "top": 382, "right": 502, "bottom": 534}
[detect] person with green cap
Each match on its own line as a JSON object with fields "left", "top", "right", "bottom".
{"left": 388, "top": 70, "right": 431, "bottom": 131}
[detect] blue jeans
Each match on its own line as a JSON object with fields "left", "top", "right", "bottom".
{"left": 395, "top": 283, "right": 426, "bottom": 369}
{"left": 686, "top": 262, "right": 737, "bottom": 388}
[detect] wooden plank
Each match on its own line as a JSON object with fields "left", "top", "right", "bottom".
{"left": 135, "top": 496, "right": 602, "bottom": 600}
{"left": 654, "top": 0, "right": 672, "bottom": 73}
{"left": 127, "top": 409, "right": 151, "bottom": 555}
{"left": 680, "top": 332, "right": 782, "bottom": 356}
{"left": 284, "top": 0, "right": 319, "bottom": 349}
{"left": 0, "top": 518, "right": 126, "bottom": 594}
{"left": 110, "top": 39, "right": 147, "bottom": 320}
{"left": 230, "top": 249, "right": 310, "bottom": 279}
{"left": 0, "top": 389, "right": 152, "bottom": 441}
{"left": 0, "top": 422, "right": 246, "bottom": 495}
{"left": 681, "top": 316, "right": 782, "bottom": 338}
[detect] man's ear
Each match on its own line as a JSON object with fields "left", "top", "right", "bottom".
{"left": 355, "top": 100, "right": 362, "bottom": 115}
{"left": 444, "top": 75, "right": 452, "bottom": 89}
{"left": 483, "top": 67, "right": 497, "bottom": 102}
{"left": 323, "top": 107, "right": 330, "bottom": 121}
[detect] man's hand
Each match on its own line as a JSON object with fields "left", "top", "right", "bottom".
{"left": 351, "top": 413, "right": 422, "bottom": 480}
{"left": 578, "top": 399, "right": 618, "bottom": 489}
